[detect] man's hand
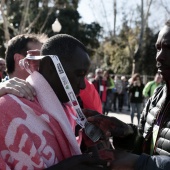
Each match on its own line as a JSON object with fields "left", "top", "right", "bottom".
{"left": 0, "top": 77, "right": 36, "bottom": 101}
{"left": 87, "top": 114, "right": 134, "bottom": 137}
{"left": 82, "top": 108, "right": 100, "bottom": 117}
{"left": 110, "top": 149, "right": 139, "bottom": 170}
{"left": 45, "top": 154, "right": 110, "bottom": 170}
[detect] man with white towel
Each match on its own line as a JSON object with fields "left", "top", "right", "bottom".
{"left": 0, "top": 34, "right": 109, "bottom": 170}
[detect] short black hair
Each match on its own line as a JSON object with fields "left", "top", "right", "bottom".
{"left": 5, "top": 34, "right": 41, "bottom": 74}
{"left": 41, "top": 34, "right": 87, "bottom": 63}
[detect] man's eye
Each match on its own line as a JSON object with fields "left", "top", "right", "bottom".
{"left": 77, "top": 71, "right": 86, "bottom": 76}
{"left": 157, "top": 48, "right": 161, "bottom": 52}
{"left": 156, "top": 45, "right": 161, "bottom": 52}
{"left": 78, "top": 73, "right": 85, "bottom": 77}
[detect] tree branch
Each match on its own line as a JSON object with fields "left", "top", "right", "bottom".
{"left": 0, "top": 0, "right": 10, "bottom": 42}
{"left": 25, "top": 10, "right": 42, "bottom": 33}
{"left": 160, "top": 0, "right": 170, "bottom": 14}
{"left": 39, "top": 0, "right": 57, "bottom": 33}
{"left": 19, "top": 0, "right": 31, "bottom": 33}
{"left": 144, "top": 0, "right": 153, "bottom": 26}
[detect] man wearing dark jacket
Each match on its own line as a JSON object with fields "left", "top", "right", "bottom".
{"left": 87, "top": 20, "right": 170, "bottom": 170}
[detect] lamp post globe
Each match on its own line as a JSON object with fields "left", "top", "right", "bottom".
{"left": 52, "top": 19, "right": 62, "bottom": 32}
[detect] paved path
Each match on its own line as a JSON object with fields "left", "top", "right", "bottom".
{"left": 107, "top": 108, "right": 138, "bottom": 126}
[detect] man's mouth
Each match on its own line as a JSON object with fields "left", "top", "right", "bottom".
{"left": 157, "top": 66, "right": 169, "bottom": 71}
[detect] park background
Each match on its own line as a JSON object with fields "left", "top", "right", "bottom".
{"left": 0, "top": 0, "right": 169, "bottom": 82}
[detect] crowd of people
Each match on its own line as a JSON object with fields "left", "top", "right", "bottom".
{"left": 0, "top": 53, "right": 163, "bottom": 127}
{"left": 0, "top": 19, "right": 169, "bottom": 170}
{"left": 86, "top": 68, "right": 163, "bottom": 125}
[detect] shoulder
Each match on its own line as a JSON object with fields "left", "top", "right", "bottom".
{"left": 154, "top": 84, "right": 164, "bottom": 93}
{"left": 0, "top": 94, "right": 15, "bottom": 107}
{"left": 145, "top": 81, "right": 154, "bottom": 86}
{"left": 0, "top": 94, "right": 40, "bottom": 116}
{"left": 0, "top": 95, "right": 25, "bottom": 115}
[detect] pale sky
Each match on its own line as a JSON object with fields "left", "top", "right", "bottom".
{"left": 78, "top": 0, "right": 170, "bottom": 35}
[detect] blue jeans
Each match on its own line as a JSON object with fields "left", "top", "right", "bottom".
{"left": 130, "top": 102, "right": 143, "bottom": 124}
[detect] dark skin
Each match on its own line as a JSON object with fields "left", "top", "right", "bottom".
{"left": 39, "top": 46, "right": 91, "bottom": 103}
{"left": 156, "top": 25, "right": 170, "bottom": 93}
{"left": 87, "top": 114, "right": 134, "bottom": 137}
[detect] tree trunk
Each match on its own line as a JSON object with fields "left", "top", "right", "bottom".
{"left": 132, "top": 0, "right": 144, "bottom": 74}
{"left": 113, "top": 0, "right": 117, "bottom": 36}
{"left": 0, "top": 0, "right": 10, "bottom": 42}
{"left": 132, "top": 0, "right": 153, "bottom": 75}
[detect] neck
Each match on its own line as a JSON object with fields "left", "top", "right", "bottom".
{"left": 9, "top": 72, "right": 27, "bottom": 80}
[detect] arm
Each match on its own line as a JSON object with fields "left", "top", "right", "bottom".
{"left": 45, "top": 154, "right": 110, "bottom": 170}
{"left": 113, "top": 124, "right": 144, "bottom": 153}
{"left": 110, "top": 151, "right": 170, "bottom": 170}
{"left": 87, "top": 114, "right": 134, "bottom": 138}
{"left": 107, "top": 78, "right": 115, "bottom": 90}
{"left": 0, "top": 77, "right": 36, "bottom": 101}
{"left": 134, "top": 154, "right": 170, "bottom": 170}
{"left": 86, "top": 107, "right": 147, "bottom": 153}
{"left": 142, "top": 82, "right": 153, "bottom": 97}
{"left": 80, "top": 78, "right": 102, "bottom": 113}
{"left": 113, "top": 98, "right": 152, "bottom": 153}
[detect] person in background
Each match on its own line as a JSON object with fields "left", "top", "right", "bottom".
{"left": 103, "top": 70, "right": 114, "bottom": 115}
{"left": 79, "top": 78, "right": 102, "bottom": 114}
{"left": 121, "top": 76, "right": 128, "bottom": 110}
{"left": 92, "top": 68, "right": 107, "bottom": 113}
{"left": 6, "top": 34, "right": 43, "bottom": 81}
{"left": 0, "top": 34, "right": 43, "bottom": 102}
{"left": 3, "top": 34, "right": 44, "bottom": 100}
{"left": 0, "top": 58, "right": 7, "bottom": 82}
{"left": 142, "top": 73, "right": 163, "bottom": 98}
{"left": 128, "top": 73, "right": 144, "bottom": 124}
{"left": 113, "top": 75, "right": 123, "bottom": 112}
{"left": 86, "top": 72, "right": 94, "bottom": 82}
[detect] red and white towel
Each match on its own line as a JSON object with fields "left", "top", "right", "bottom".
{"left": 0, "top": 71, "right": 81, "bottom": 170}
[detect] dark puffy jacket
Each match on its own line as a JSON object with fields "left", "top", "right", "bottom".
{"left": 139, "top": 85, "right": 170, "bottom": 155}
{"left": 113, "top": 85, "right": 170, "bottom": 169}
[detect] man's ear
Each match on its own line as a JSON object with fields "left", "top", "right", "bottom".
{"left": 14, "top": 53, "right": 24, "bottom": 68}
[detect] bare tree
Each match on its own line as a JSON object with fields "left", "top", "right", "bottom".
{"left": 160, "top": 0, "right": 170, "bottom": 14}
{"left": 113, "top": 0, "right": 117, "bottom": 36}
{"left": 0, "top": 0, "right": 10, "bottom": 42}
{"left": 0, "top": 0, "right": 62, "bottom": 41}
{"left": 132, "top": 0, "right": 153, "bottom": 75}
{"left": 100, "top": 0, "right": 112, "bottom": 37}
